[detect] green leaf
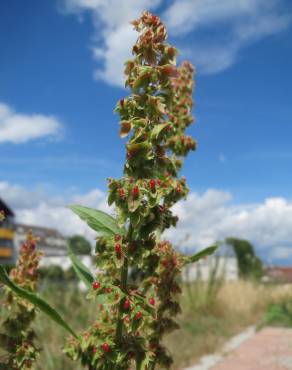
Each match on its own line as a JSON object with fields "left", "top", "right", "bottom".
{"left": 69, "top": 205, "right": 124, "bottom": 237}
{"left": 151, "top": 123, "right": 168, "bottom": 140}
{"left": 0, "top": 265, "right": 78, "bottom": 338}
{"left": 68, "top": 246, "right": 94, "bottom": 290}
{"left": 184, "top": 245, "right": 218, "bottom": 265}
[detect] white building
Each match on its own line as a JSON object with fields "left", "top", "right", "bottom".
{"left": 183, "top": 243, "right": 238, "bottom": 282}
{"left": 15, "top": 224, "right": 92, "bottom": 270}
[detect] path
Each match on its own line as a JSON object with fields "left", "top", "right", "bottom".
{"left": 185, "top": 327, "right": 292, "bottom": 370}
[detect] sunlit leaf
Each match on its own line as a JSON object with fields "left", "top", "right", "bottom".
{"left": 184, "top": 245, "right": 218, "bottom": 265}
{"left": 69, "top": 205, "right": 124, "bottom": 237}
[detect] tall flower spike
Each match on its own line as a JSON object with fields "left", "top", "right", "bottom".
{"left": 65, "top": 11, "right": 201, "bottom": 370}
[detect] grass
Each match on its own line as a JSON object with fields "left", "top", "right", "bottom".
{"left": 165, "top": 280, "right": 291, "bottom": 368}
{"left": 1, "top": 280, "right": 291, "bottom": 369}
{"left": 262, "top": 294, "right": 292, "bottom": 328}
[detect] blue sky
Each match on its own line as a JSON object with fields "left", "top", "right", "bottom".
{"left": 1, "top": 0, "right": 292, "bottom": 264}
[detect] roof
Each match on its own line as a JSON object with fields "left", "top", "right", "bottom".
{"left": 0, "top": 198, "right": 14, "bottom": 217}
{"left": 15, "top": 223, "right": 68, "bottom": 256}
{"left": 265, "top": 267, "right": 292, "bottom": 282}
{"left": 16, "top": 223, "right": 66, "bottom": 240}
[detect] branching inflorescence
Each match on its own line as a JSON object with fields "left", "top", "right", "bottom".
{"left": 65, "top": 12, "right": 206, "bottom": 370}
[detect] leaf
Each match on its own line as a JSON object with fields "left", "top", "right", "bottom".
{"left": 126, "top": 142, "right": 151, "bottom": 155}
{"left": 69, "top": 205, "right": 124, "bottom": 237}
{"left": 68, "top": 246, "right": 94, "bottom": 290}
{"left": 119, "top": 120, "right": 132, "bottom": 138}
{"left": 184, "top": 245, "right": 218, "bottom": 265}
{"left": 0, "top": 265, "right": 77, "bottom": 338}
{"left": 151, "top": 123, "right": 168, "bottom": 140}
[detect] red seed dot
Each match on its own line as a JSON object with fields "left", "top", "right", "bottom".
{"left": 101, "top": 343, "right": 110, "bottom": 353}
{"left": 114, "top": 234, "right": 121, "bottom": 242}
{"left": 118, "top": 188, "right": 125, "bottom": 199}
{"left": 149, "top": 179, "right": 156, "bottom": 190}
{"left": 135, "top": 311, "right": 142, "bottom": 320}
{"left": 124, "top": 315, "right": 130, "bottom": 324}
{"left": 149, "top": 297, "right": 155, "bottom": 306}
{"left": 92, "top": 281, "right": 100, "bottom": 290}
{"left": 176, "top": 185, "right": 181, "bottom": 194}
{"left": 115, "top": 243, "right": 122, "bottom": 255}
{"left": 132, "top": 186, "right": 139, "bottom": 198}
{"left": 123, "top": 299, "right": 130, "bottom": 310}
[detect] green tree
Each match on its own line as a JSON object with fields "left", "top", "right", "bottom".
{"left": 68, "top": 235, "right": 92, "bottom": 255}
{"left": 225, "top": 237, "right": 263, "bottom": 279}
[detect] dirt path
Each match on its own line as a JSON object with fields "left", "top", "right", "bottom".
{"left": 185, "top": 327, "right": 292, "bottom": 370}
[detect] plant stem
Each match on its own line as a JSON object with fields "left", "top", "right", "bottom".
{"left": 149, "top": 360, "right": 156, "bottom": 370}
{"left": 116, "top": 257, "right": 129, "bottom": 343}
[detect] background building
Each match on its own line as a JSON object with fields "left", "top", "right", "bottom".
{"left": 0, "top": 198, "right": 92, "bottom": 270}
{"left": 183, "top": 243, "right": 239, "bottom": 282}
{"left": 0, "top": 198, "right": 16, "bottom": 264}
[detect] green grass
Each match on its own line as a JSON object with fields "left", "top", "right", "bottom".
{"left": 262, "top": 299, "right": 292, "bottom": 328}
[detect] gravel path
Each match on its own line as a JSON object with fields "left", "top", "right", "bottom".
{"left": 184, "top": 327, "right": 292, "bottom": 370}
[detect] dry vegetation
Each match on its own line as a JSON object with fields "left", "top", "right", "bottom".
{"left": 166, "top": 280, "right": 291, "bottom": 369}
{"left": 1, "top": 280, "right": 291, "bottom": 370}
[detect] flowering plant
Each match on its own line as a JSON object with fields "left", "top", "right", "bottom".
{"left": 0, "top": 232, "right": 42, "bottom": 369}
{"left": 0, "top": 11, "right": 216, "bottom": 370}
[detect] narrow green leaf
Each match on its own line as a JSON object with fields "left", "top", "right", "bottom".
{"left": 69, "top": 205, "right": 124, "bottom": 237}
{"left": 184, "top": 245, "right": 218, "bottom": 265}
{"left": 0, "top": 265, "right": 78, "bottom": 338}
{"left": 68, "top": 246, "right": 94, "bottom": 289}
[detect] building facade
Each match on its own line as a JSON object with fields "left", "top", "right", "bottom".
{"left": 0, "top": 198, "right": 16, "bottom": 264}
{"left": 182, "top": 243, "right": 239, "bottom": 282}
{"left": 1, "top": 198, "right": 92, "bottom": 270}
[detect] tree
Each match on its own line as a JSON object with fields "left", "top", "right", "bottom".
{"left": 225, "top": 237, "right": 263, "bottom": 279}
{"left": 68, "top": 235, "right": 92, "bottom": 255}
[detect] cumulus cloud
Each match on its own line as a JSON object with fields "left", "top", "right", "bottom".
{"left": 0, "top": 181, "right": 110, "bottom": 242}
{"left": 0, "top": 102, "right": 62, "bottom": 144}
{"left": 1, "top": 182, "right": 292, "bottom": 263}
{"left": 164, "top": 0, "right": 291, "bottom": 74}
{"left": 165, "top": 189, "right": 292, "bottom": 263}
{"left": 62, "top": 0, "right": 161, "bottom": 86}
{"left": 60, "top": 0, "right": 291, "bottom": 84}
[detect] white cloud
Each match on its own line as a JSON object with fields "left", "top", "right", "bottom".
{"left": 2, "top": 182, "right": 292, "bottom": 262}
{"left": 164, "top": 0, "right": 291, "bottom": 74}
{"left": 164, "top": 0, "right": 279, "bottom": 34}
{"left": 60, "top": 0, "right": 291, "bottom": 84}
{"left": 0, "top": 102, "right": 62, "bottom": 144}
{"left": 165, "top": 189, "right": 292, "bottom": 263}
{"left": 0, "top": 181, "right": 110, "bottom": 242}
{"left": 62, "top": 0, "right": 162, "bottom": 86}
